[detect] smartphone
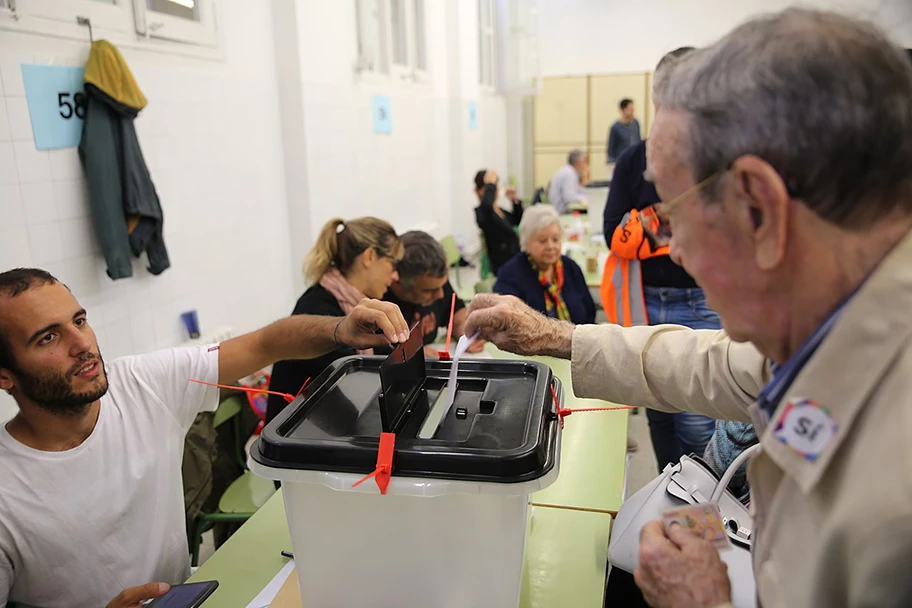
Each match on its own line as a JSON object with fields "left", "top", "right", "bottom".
{"left": 145, "top": 581, "right": 219, "bottom": 608}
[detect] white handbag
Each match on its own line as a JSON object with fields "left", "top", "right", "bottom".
{"left": 609, "top": 444, "right": 761, "bottom": 608}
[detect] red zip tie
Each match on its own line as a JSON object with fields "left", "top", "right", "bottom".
{"left": 352, "top": 432, "right": 396, "bottom": 495}
{"left": 445, "top": 292, "right": 457, "bottom": 351}
{"left": 295, "top": 377, "right": 312, "bottom": 397}
{"left": 550, "top": 382, "right": 637, "bottom": 430}
{"left": 564, "top": 406, "right": 638, "bottom": 414}
{"left": 189, "top": 378, "right": 297, "bottom": 403}
{"left": 550, "top": 383, "right": 568, "bottom": 429}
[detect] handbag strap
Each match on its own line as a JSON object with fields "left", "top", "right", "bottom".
{"left": 710, "top": 443, "right": 762, "bottom": 504}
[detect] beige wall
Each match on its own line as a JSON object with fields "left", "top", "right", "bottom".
{"left": 532, "top": 73, "right": 651, "bottom": 187}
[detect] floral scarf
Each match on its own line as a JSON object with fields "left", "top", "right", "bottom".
{"left": 528, "top": 255, "right": 571, "bottom": 321}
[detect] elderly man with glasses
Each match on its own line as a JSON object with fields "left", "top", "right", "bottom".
{"left": 466, "top": 8, "right": 912, "bottom": 608}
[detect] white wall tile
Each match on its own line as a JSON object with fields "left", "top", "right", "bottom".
{"left": 0, "top": 55, "right": 30, "bottom": 97}
{"left": 96, "top": 294, "right": 131, "bottom": 325}
{"left": 26, "top": 221, "right": 63, "bottom": 266}
{"left": 49, "top": 148, "right": 83, "bottom": 181}
{"left": 60, "top": 254, "right": 102, "bottom": 298}
{"left": 0, "top": 142, "right": 18, "bottom": 185}
{"left": 103, "top": 317, "right": 135, "bottom": 360}
{"left": 0, "top": 227, "right": 31, "bottom": 268}
{"left": 0, "top": 98, "right": 10, "bottom": 142}
{"left": 0, "top": 185, "right": 25, "bottom": 230}
{"left": 58, "top": 218, "right": 98, "bottom": 257}
{"left": 21, "top": 182, "right": 57, "bottom": 225}
{"left": 13, "top": 142, "right": 51, "bottom": 183}
{"left": 6, "top": 97, "right": 33, "bottom": 142}
{"left": 54, "top": 179, "right": 90, "bottom": 219}
{"left": 130, "top": 306, "right": 158, "bottom": 354}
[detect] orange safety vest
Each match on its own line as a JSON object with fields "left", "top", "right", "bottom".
{"left": 600, "top": 206, "right": 669, "bottom": 326}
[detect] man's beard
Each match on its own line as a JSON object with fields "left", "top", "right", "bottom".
{"left": 15, "top": 353, "right": 109, "bottom": 417}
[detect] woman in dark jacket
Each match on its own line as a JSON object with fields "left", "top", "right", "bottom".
{"left": 494, "top": 205, "right": 595, "bottom": 325}
{"left": 266, "top": 216, "right": 402, "bottom": 423}
{"left": 473, "top": 169, "right": 523, "bottom": 275}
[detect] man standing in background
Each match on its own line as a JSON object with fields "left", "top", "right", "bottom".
{"left": 607, "top": 98, "right": 642, "bottom": 164}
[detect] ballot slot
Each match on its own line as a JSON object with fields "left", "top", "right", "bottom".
{"left": 417, "top": 377, "right": 493, "bottom": 440}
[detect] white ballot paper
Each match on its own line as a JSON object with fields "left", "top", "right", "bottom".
{"left": 417, "top": 333, "right": 479, "bottom": 439}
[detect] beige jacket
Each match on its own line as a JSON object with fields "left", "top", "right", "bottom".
{"left": 572, "top": 230, "right": 912, "bottom": 607}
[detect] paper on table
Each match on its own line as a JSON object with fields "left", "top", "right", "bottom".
{"left": 270, "top": 567, "right": 304, "bottom": 608}
{"left": 245, "top": 560, "right": 295, "bottom": 608}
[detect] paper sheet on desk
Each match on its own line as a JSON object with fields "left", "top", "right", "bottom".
{"left": 245, "top": 560, "right": 298, "bottom": 608}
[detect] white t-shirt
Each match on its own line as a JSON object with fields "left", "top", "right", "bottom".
{"left": 0, "top": 345, "right": 220, "bottom": 608}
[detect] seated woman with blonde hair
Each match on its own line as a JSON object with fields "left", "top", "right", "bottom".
{"left": 266, "top": 217, "right": 403, "bottom": 422}
{"left": 494, "top": 205, "right": 595, "bottom": 325}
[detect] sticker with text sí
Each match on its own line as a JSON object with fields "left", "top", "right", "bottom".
{"left": 772, "top": 398, "right": 838, "bottom": 461}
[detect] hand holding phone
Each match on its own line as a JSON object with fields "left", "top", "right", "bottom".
{"left": 144, "top": 581, "right": 219, "bottom": 608}
{"left": 106, "top": 583, "right": 170, "bottom": 608}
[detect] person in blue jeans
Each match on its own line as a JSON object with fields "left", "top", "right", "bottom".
{"left": 641, "top": 286, "right": 720, "bottom": 470}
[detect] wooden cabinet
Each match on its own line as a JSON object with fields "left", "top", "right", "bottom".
{"left": 533, "top": 76, "right": 588, "bottom": 146}
{"left": 533, "top": 72, "right": 653, "bottom": 187}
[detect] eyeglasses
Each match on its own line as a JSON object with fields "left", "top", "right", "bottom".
{"left": 655, "top": 166, "right": 730, "bottom": 222}
{"left": 376, "top": 249, "right": 403, "bottom": 269}
{"left": 641, "top": 166, "right": 730, "bottom": 246}
{"left": 648, "top": 157, "right": 802, "bottom": 246}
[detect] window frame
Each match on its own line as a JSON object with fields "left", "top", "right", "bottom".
{"left": 355, "top": 0, "right": 428, "bottom": 84}
{"left": 133, "top": 0, "right": 218, "bottom": 48}
{"left": 14, "top": 0, "right": 133, "bottom": 33}
{"left": 0, "top": 0, "right": 222, "bottom": 59}
{"left": 355, "top": 0, "right": 388, "bottom": 75}
{"left": 386, "top": 0, "right": 411, "bottom": 82}
{"left": 410, "top": 0, "right": 428, "bottom": 82}
{"left": 478, "top": 0, "right": 497, "bottom": 91}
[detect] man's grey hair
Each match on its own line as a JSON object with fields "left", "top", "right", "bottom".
{"left": 568, "top": 149, "right": 585, "bottom": 165}
{"left": 652, "top": 46, "right": 696, "bottom": 100}
{"left": 519, "top": 205, "right": 562, "bottom": 250}
{"left": 396, "top": 231, "right": 447, "bottom": 285}
{"left": 656, "top": 8, "right": 912, "bottom": 227}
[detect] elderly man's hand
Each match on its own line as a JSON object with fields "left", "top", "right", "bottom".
{"left": 634, "top": 521, "right": 732, "bottom": 608}
{"left": 336, "top": 299, "right": 409, "bottom": 350}
{"left": 464, "top": 293, "right": 573, "bottom": 358}
{"left": 465, "top": 337, "right": 487, "bottom": 353}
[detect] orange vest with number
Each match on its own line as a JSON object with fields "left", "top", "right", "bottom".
{"left": 600, "top": 206, "right": 669, "bottom": 326}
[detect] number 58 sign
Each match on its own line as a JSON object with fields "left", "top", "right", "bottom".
{"left": 21, "top": 64, "right": 87, "bottom": 150}
{"left": 57, "top": 92, "right": 88, "bottom": 120}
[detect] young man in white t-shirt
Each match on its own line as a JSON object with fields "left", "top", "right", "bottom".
{"left": 0, "top": 268, "right": 409, "bottom": 608}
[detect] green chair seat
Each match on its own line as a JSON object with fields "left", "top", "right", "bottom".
{"left": 212, "top": 396, "right": 242, "bottom": 430}
{"left": 440, "top": 235, "right": 462, "bottom": 288}
{"left": 218, "top": 471, "right": 277, "bottom": 515}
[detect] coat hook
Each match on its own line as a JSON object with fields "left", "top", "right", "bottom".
{"left": 76, "top": 15, "right": 93, "bottom": 43}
